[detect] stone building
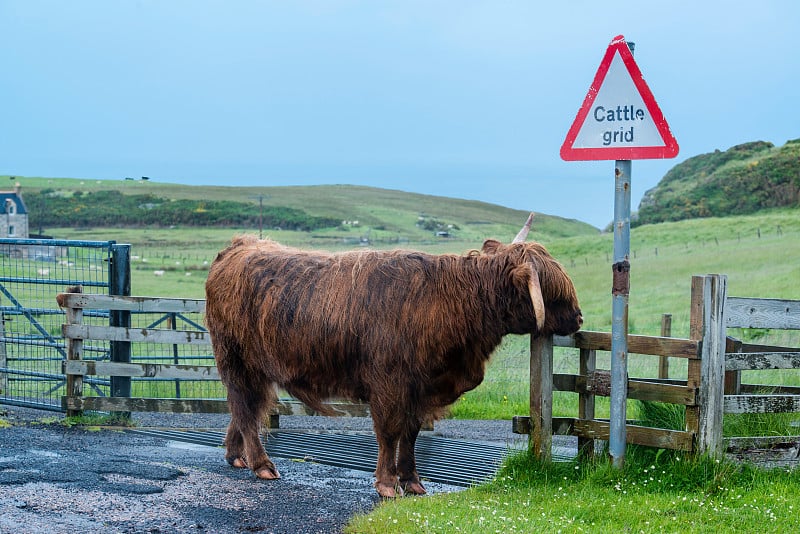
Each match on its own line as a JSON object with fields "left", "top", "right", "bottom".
{"left": 0, "top": 183, "right": 28, "bottom": 239}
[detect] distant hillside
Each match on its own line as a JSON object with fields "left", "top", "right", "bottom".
{"left": 5, "top": 177, "right": 598, "bottom": 244}
{"left": 635, "top": 139, "right": 800, "bottom": 226}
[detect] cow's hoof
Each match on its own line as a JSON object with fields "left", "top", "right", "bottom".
{"left": 402, "top": 480, "right": 427, "bottom": 495}
{"left": 255, "top": 465, "right": 281, "bottom": 480}
{"left": 226, "top": 456, "right": 248, "bottom": 469}
{"left": 375, "top": 481, "right": 403, "bottom": 498}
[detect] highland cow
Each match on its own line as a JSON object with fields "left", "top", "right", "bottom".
{"left": 205, "top": 214, "right": 582, "bottom": 497}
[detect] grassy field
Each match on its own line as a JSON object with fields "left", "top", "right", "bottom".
{"left": 11, "top": 175, "right": 597, "bottom": 245}
{"left": 43, "top": 205, "right": 800, "bottom": 422}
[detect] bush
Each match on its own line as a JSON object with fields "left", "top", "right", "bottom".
{"left": 25, "top": 190, "right": 340, "bottom": 231}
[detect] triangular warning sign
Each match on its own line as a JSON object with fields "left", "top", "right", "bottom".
{"left": 560, "top": 35, "right": 678, "bottom": 161}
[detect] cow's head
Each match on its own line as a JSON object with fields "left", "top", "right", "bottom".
{"left": 482, "top": 213, "right": 583, "bottom": 337}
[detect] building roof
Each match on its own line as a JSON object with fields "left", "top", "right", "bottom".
{"left": 0, "top": 191, "right": 28, "bottom": 215}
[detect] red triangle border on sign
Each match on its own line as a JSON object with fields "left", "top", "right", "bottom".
{"left": 560, "top": 35, "right": 679, "bottom": 161}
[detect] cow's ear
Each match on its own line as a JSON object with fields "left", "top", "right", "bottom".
{"left": 481, "top": 239, "right": 504, "bottom": 255}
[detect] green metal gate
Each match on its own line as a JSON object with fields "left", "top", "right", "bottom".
{"left": 0, "top": 238, "right": 126, "bottom": 411}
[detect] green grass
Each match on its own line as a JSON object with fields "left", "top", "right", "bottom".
{"left": 347, "top": 400, "right": 800, "bottom": 533}
{"left": 346, "top": 449, "right": 800, "bottom": 533}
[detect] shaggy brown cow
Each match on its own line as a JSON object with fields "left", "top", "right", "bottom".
{"left": 205, "top": 214, "right": 582, "bottom": 497}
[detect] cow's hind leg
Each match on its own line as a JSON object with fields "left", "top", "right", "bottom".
{"left": 223, "top": 418, "right": 246, "bottom": 469}
{"left": 371, "top": 403, "right": 402, "bottom": 498}
{"left": 225, "top": 382, "right": 280, "bottom": 480}
{"left": 397, "top": 416, "right": 426, "bottom": 495}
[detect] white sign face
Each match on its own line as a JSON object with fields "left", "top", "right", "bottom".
{"left": 560, "top": 35, "right": 678, "bottom": 161}
{"left": 571, "top": 52, "right": 665, "bottom": 150}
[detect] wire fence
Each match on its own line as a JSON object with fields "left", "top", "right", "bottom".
{"left": 0, "top": 239, "right": 114, "bottom": 410}
{"left": 0, "top": 239, "right": 221, "bottom": 412}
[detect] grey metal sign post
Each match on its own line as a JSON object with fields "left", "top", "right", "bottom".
{"left": 561, "top": 35, "right": 678, "bottom": 467}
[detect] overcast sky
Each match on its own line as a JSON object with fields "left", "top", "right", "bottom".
{"left": 1, "top": 1, "right": 797, "bottom": 228}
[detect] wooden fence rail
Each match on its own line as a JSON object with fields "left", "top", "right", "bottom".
{"left": 57, "top": 291, "right": 370, "bottom": 422}
{"left": 517, "top": 274, "right": 800, "bottom": 461}
{"left": 59, "top": 275, "right": 800, "bottom": 457}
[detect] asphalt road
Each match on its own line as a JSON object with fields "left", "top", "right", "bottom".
{"left": 0, "top": 408, "right": 520, "bottom": 534}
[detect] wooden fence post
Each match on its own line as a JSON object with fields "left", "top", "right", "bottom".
{"left": 61, "top": 286, "right": 84, "bottom": 417}
{"left": 0, "top": 307, "right": 6, "bottom": 396}
{"left": 109, "top": 244, "right": 132, "bottom": 421}
{"left": 530, "top": 335, "right": 553, "bottom": 461}
{"left": 578, "top": 347, "right": 596, "bottom": 459}
{"left": 658, "top": 313, "right": 672, "bottom": 379}
{"left": 688, "top": 274, "right": 728, "bottom": 457}
{"left": 724, "top": 336, "right": 742, "bottom": 395}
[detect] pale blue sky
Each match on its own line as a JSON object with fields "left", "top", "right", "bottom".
{"left": 2, "top": 1, "right": 797, "bottom": 228}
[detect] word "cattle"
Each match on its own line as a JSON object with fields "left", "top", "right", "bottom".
{"left": 593, "top": 105, "right": 646, "bottom": 146}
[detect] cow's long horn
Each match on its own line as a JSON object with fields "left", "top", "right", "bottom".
{"left": 512, "top": 212, "right": 535, "bottom": 243}
{"left": 528, "top": 267, "right": 545, "bottom": 332}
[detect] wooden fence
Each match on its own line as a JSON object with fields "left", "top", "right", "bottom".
{"left": 58, "top": 274, "right": 800, "bottom": 456}
{"left": 57, "top": 290, "right": 369, "bottom": 424}
{"left": 515, "top": 274, "right": 800, "bottom": 459}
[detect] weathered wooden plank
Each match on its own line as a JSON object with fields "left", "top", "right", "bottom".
{"left": 63, "top": 296, "right": 84, "bottom": 418}
{"left": 511, "top": 416, "right": 574, "bottom": 436}
{"left": 724, "top": 337, "right": 742, "bottom": 395}
{"left": 62, "top": 396, "right": 370, "bottom": 417}
{"left": 739, "top": 383, "right": 800, "bottom": 395}
{"left": 553, "top": 331, "right": 699, "bottom": 359}
{"left": 64, "top": 360, "right": 219, "bottom": 380}
{"left": 573, "top": 419, "right": 695, "bottom": 452}
{"left": 724, "top": 394, "right": 800, "bottom": 414}
{"left": 726, "top": 435, "right": 800, "bottom": 451}
{"left": 693, "top": 275, "right": 728, "bottom": 458}
{"left": 63, "top": 324, "right": 212, "bottom": 345}
{"left": 725, "top": 297, "right": 800, "bottom": 330}
{"left": 530, "top": 336, "right": 553, "bottom": 461}
{"left": 577, "top": 347, "right": 597, "bottom": 459}
{"left": 0, "top": 311, "right": 6, "bottom": 396}
{"left": 63, "top": 396, "right": 229, "bottom": 414}
{"left": 517, "top": 416, "right": 697, "bottom": 451}
{"left": 57, "top": 293, "right": 206, "bottom": 314}
{"left": 511, "top": 415, "right": 530, "bottom": 435}
{"left": 552, "top": 373, "right": 576, "bottom": 392}
{"left": 629, "top": 380, "right": 697, "bottom": 405}
{"left": 552, "top": 417, "right": 575, "bottom": 436}
{"left": 725, "top": 352, "right": 800, "bottom": 371}
{"left": 739, "top": 341, "right": 800, "bottom": 353}
{"left": 273, "top": 400, "right": 371, "bottom": 417}
{"left": 555, "top": 373, "right": 697, "bottom": 406}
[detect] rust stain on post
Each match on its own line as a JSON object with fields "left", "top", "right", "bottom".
{"left": 612, "top": 260, "right": 630, "bottom": 296}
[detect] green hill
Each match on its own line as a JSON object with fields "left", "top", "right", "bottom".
{"left": 635, "top": 139, "right": 800, "bottom": 226}
{"left": 5, "top": 176, "right": 598, "bottom": 244}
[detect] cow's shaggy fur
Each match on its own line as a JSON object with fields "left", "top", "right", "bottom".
{"left": 205, "top": 233, "right": 582, "bottom": 497}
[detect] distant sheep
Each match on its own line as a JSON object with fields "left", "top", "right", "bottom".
{"left": 153, "top": 270, "right": 165, "bottom": 277}
{"left": 205, "top": 214, "right": 583, "bottom": 497}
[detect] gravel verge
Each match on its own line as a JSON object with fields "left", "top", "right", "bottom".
{"left": 0, "top": 406, "right": 530, "bottom": 533}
